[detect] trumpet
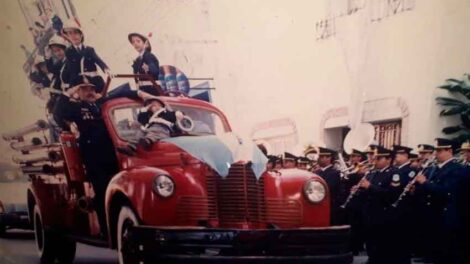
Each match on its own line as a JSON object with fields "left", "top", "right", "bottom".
{"left": 391, "top": 157, "right": 436, "bottom": 208}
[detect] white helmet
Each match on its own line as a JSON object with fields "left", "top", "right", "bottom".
{"left": 48, "top": 35, "right": 67, "bottom": 49}
{"left": 61, "top": 19, "right": 83, "bottom": 39}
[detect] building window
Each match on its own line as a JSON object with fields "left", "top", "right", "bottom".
{"left": 373, "top": 120, "right": 402, "bottom": 149}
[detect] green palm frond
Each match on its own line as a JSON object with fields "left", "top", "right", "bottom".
{"left": 442, "top": 125, "right": 462, "bottom": 134}
{"left": 436, "top": 97, "right": 467, "bottom": 106}
{"left": 440, "top": 106, "right": 468, "bottom": 116}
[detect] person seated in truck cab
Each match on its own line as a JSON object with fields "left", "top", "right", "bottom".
{"left": 116, "top": 97, "right": 185, "bottom": 156}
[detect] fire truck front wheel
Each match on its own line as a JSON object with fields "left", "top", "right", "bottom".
{"left": 0, "top": 224, "right": 5, "bottom": 236}
{"left": 33, "top": 205, "right": 76, "bottom": 264}
{"left": 117, "top": 206, "right": 140, "bottom": 264}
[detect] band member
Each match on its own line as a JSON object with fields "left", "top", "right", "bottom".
{"left": 414, "top": 138, "right": 465, "bottom": 264}
{"left": 460, "top": 141, "right": 470, "bottom": 166}
{"left": 274, "top": 155, "right": 283, "bottom": 170}
{"left": 409, "top": 153, "right": 420, "bottom": 169}
{"left": 316, "top": 147, "right": 341, "bottom": 225}
{"left": 304, "top": 145, "right": 319, "bottom": 171}
{"left": 392, "top": 145, "right": 419, "bottom": 262}
{"left": 296, "top": 156, "right": 311, "bottom": 170}
{"left": 283, "top": 152, "right": 297, "bottom": 168}
{"left": 392, "top": 145, "right": 417, "bottom": 185}
{"left": 128, "top": 32, "right": 161, "bottom": 95}
{"left": 62, "top": 19, "right": 110, "bottom": 93}
{"left": 364, "top": 144, "right": 378, "bottom": 164}
{"left": 417, "top": 144, "right": 435, "bottom": 169}
{"left": 341, "top": 149, "right": 368, "bottom": 255}
{"left": 354, "top": 146, "right": 408, "bottom": 264}
{"left": 457, "top": 141, "right": 470, "bottom": 262}
{"left": 266, "top": 155, "right": 277, "bottom": 170}
{"left": 53, "top": 82, "right": 154, "bottom": 235}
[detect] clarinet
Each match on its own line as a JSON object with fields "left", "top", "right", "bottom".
{"left": 340, "top": 170, "right": 373, "bottom": 209}
{"left": 391, "top": 157, "right": 436, "bottom": 208}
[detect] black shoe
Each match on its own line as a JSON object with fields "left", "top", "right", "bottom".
{"left": 117, "top": 145, "right": 136, "bottom": 156}
{"left": 138, "top": 138, "right": 154, "bottom": 151}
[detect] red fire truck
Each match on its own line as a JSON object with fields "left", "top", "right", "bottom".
{"left": 3, "top": 76, "right": 352, "bottom": 264}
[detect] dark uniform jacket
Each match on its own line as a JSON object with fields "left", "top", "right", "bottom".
{"left": 361, "top": 166, "right": 405, "bottom": 226}
{"left": 418, "top": 159, "right": 465, "bottom": 231}
{"left": 53, "top": 89, "right": 139, "bottom": 166}
{"left": 46, "top": 57, "right": 68, "bottom": 91}
{"left": 132, "top": 50, "right": 160, "bottom": 95}
{"left": 65, "top": 45, "right": 108, "bottom": 91}
{"left": 29, "top": 70, "right": 51, "bottom": 88}
{"left": 137, "top": 109, "right": 180, "bottom": 134}
{"left": 316, "top": 165, "right": 341, "bottom": 223}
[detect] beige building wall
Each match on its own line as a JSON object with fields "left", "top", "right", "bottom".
{"left": 1, "top": 0, "right": 470, "bottom": 158}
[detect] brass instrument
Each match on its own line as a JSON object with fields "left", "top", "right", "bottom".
{"left": 391, "top": 157, "right": 436, "bottom": 208}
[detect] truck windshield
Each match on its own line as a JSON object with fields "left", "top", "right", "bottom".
{"left": 112, "top": 104, "right": 229, "bottom": 142}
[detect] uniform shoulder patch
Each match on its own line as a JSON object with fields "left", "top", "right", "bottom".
{"left": 391, "top": 174, "right": 401, "bottom": 187}
{"left": 392, "top": 174, "right": 400, "bottom": 182}
{"left": 408, "top": 171, "right": 416, "bottom": 178}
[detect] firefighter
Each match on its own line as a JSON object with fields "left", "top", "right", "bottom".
{"left": 46, "top": 35, "right": 69, "bottom": 93}
{"left": 45, "top": 35, "right": 69, "bottom": 142}
{"left": 53, "top": 82, "right": 154, "bottom": 235}
{"left": 128, "top": 32, "right": 161, "bottom": 95}
{"left": 414, "top": 138, "right": 466, "bottom": 264}
{"left": 29, "top": 56, "right": 51, "bottom": 97}
{"left": 62, "top": 19, "right": 110, "bottom": 93}
{"left": 116, "top": 98, "right": 184, "bottom": 156}
{"left": 315, "top": 147, "right": 341, "bottom": 225}
{"left": 354, "top": 146, "right": 408, "bottom": 264}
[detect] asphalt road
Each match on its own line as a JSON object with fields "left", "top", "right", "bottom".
{"left": 0, "top": 229, "right": 368, "bottom": 264}
{"left": 0, "top": 229, "right": 117, "bottom": 264}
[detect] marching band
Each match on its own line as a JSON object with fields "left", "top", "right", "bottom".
{"left": 266, "top": 139, "right": 470, "bottom": 264}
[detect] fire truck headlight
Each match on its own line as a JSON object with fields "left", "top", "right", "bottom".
{"left": 303, "top": 180, "right": 326, "bottom": 203}
{"left": 153, "top": 175, "right": 175, "bottom": 198}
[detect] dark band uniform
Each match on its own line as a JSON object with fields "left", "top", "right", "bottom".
{"left": 315, "top": 147, "right": 341, "bottom": 225}
{"left": 415, "top": 139, "right": 466, "bottom": 264}
{"left": 359, "top": 146, "right": 408, "bottom": 264}
{"left": 341, "top": 148, "right": 368, "bottom": 254}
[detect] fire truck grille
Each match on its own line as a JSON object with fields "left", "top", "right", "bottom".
{"left": 175, "top": 196, "right": 214, "bottom": 224}
{"left": 265, "top": 198, "right": 302, "bottom": 226}
{"left": 205, "top": 163, "right": 303, "bottom": 227}
{"left": 214, "top": 163, "right": 266, "bottom": 226}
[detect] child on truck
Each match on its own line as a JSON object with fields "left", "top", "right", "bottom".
{"left": 117, "top": 97, "right": 184, "bottom": 156}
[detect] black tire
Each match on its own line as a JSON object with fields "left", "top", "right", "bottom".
{"left": 56, "top": 238, "right": 77, "bottom": 264}
{"left": 117, "top": 206, "right": 139, "bottom": 264}
{"left": 33, "top": 205, "right": 76, "bottom": 264}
